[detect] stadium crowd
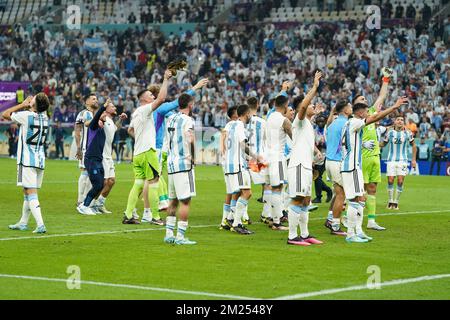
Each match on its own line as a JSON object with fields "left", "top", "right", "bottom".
{"left": 0, "top": 17, "right": 448, "bottom": 143}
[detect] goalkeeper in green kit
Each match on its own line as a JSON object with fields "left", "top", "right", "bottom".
{"left": 352, "top": 67, "right": 394, "bottom": 231}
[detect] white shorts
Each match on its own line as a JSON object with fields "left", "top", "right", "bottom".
{"left": 227, "top": 170, "right": 251, "bottom": 193}
{"left": 268, "top": 160, "right": 287, "bottom": 187}
{"left": 102, "top": 157, "right": 115, "bottom": 179}
{"left": 387, "top": 161, "right": 408, "bottom": 177}
{"left": 341, "top": 169, "right": 365, "bottom": 200}
{"left": 17, "top": 165, "right": 44, "bottom": 189}
{"left": 168, "top": 169, "right": 196, "bottom": 201}
{"left": 326, "top": 160, "right": 343, "bottom": 186}
{"left": 287, "top": 164, "right": 313, "bottom": 198}
{"left": 250, "top": 168, "right": 267, "bottom": 185}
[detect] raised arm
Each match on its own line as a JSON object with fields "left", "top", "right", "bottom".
{"left": 152, "top": 70, "right": 173, "bottom": 111}
{"left": 296, "top": 71, "right": 322, "bottom": 120}
{"left": 366, "top": 97, "right": 408, "bottom": 126}
{"left": 326, "top": 105, "right": 337, "bottom": 127}
{"left": 372, "top": 68, "right": 392, "bottom": 111}
{"left": 2, "top": 96, "right": 33, "bottom": 120}
{"left": 282, "top": 117, "right": 292, "bottom": 140}
{"left": 89, "top": 104, "right": 107, "bottom": 130}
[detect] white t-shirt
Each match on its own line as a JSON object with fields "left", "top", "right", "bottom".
{"left": 130, "top": 103, "right": 155, "bottom": 156}
{"left": 266, "top": 111, "right": 287, "bottom": 162}
{"left": 289, "top": 117, "right": 315, "bottom": 169}
{"left": 103, "top": 116, "right": 117, "bottom": 159}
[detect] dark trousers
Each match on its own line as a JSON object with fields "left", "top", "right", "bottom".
{"left": 314, "top": 162, "right": 332, "bottom": 200}
{"left": 84, "top": 158, "right": 104, "bottom": 206}
{"left": 429, "top": 156, "right": 442, "bottom": 175}
{"left": 8, "top": 140, "right": 17, "bottom": 157}
{"left": 55, "top": 141, "right": 64, "bottom": 159}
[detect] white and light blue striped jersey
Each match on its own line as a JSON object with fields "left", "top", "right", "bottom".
{"left": 247, "top": 115, "right": 266, "bottom": 157}
{"left": 75, "top": 109, "right": 93, "bottom": 152}
{"left": 384, "top": 129, "right": 414, "bottom": 162}
{"left": 166, "top": 112, "right": 195, "bottom": 174}
{"left": 224, "top": 120, "right": 247, "bottom": 174}
{"left": 11, "top": 110, "right": 49, "bottom": 170}
{"left": 340, "top": 118, "right": 366, "bottom": 172}
{"left": 265, "top": 111, "right": 287, "bottom": 162}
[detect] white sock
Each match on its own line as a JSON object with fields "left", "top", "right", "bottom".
{"left": 166, "top": 216, "right": 176, "bottom": 238}
{"left": 387, "top": 184, "right": 394, "bottom": 203}
{"left": 97, "top": 195, "right": 106, "bottom": 206}
{"left": 298, "top": 206, "right": 309, "bottom": 238}
{"left": 222, "top": 203, "right": 231, "bottom": 222}
{"left": 176, "top": 220, "right": 188, "bottom": 240}
{"left": 262, "top": 190, "right": 272, "bottom": 218}
{"left": 230, "top": 199, "right": 237, "bottom": 216}
{"left": 243, "top": 203, "right": 249, "bottom": 221}
{"left": 143, "top": 208, "right": 152, "bottom": 220}
{"left": 232, "top": 198, "right": 247, "bottom": 227}
{"left": 283, "top": 187, "right": 290, "bottom": 211}
{"left": 288, "top": 205, "right": 300, "bottom": 240}
{"left": 19, "top": 195, "right": 31, "bottom": 225}
{"left": 331, "top": 218, "right": 341, "bottom": 231}
{"left": 78, "top": 172, "right": 89, "bottom": 203}
{"left": 356, "top": 202, "right": 365, "bottom": 234}
{"left": 271, "top": 191, "right": 283, "bottom": 224}
{"left": 395, "top": 185, "right": 403, "bottom": 204}
{"left": 28, "top": 194, "right": 44, "bottom": 227}
{"left": 346, "top": 202, "right": 359, "bottom": 237}
{"left": 327, "top": 211, "right": 333, "bottom": 221}
{"left": 83, "top": 177, "right": 92, "bottom": 200}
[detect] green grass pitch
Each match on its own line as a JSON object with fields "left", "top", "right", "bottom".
{"left": 0, "top": 158, "right": 449, "bottom": 300}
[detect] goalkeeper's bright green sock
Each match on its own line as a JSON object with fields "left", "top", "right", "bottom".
{"left": 154, "top": 176, "right": 168, "bottom": 220}
{"left": 148, "top": 181, "right": 160, "bottom": 219}
{"left": 366, "top": 194, "right": 376, "bottom": 221}
{"left": 125, "top": 179, "right": 144, "bottom": 219}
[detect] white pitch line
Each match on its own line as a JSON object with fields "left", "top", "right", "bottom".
{"left": 309, "top": 209, "right": 450, "bottom": 221}
{"left": 0, "top": 274, "right": 258, "bottom": 300}
{"left": 0, "top": 224, "right": 217, "bottom": 242}
{"left": 273, "top": 274, "right": 450, "bottom": 300}
{"left": 0, "top": 209, "right": 448, "bottom": 242}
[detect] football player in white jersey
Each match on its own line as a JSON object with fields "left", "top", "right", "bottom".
{"left": 224, "top": 104, "right": 263, "bottom": 235}
{"left": 3, "top": 93, "right": 50, "bottom": 234}
{"left": 265, "top": 95, "right": 291, "bottom": 231}
{"left": 287, "top": 71, "right": 324, "bottom": 246}
{"left": 90, "top": 100, "right": 128, "bottom": 214}
{"left": 74, "top": 94, "right": 99, "bottom": 207}
{"left": 341, "top": 97, "right": 408, "bottom": 243}
{"left": 246, "top": 96, "right": 269, "bottom": 225}
{"left": 379, "top": 116, "right": 417, "bottom": 210}
{"left": 220, "top": 106, "right": 238, "bottom": 230}
{"left": 163, "top": 94, "right": 197, "bottom": 245}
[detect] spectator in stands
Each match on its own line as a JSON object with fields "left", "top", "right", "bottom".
{"left": 53, "top": 121, "right": 65, "bottom": 160}
{"left": 406, "top": 4, "right": 416, "bottom": 20}
{"left": 326, "top": 0, "right": 334, "bottom": 14}
{"left": 395, "top": 4, "right": 404, "bottom": 19}
{"left": 417, "top": 137, "right": 430, "bottom": 161}
{"left": 422, "top": 3, "right": 432, "bottom": 24}
{"left": 382, "top": 0, "right": 393, "bottom": 19}
{"left": 5, "top": 123, "right": 18, "bottom": 158}
{"left": 419, "top": 116, "right": 432, "bottom": 137}
{"left": 429, "top": 136, "right": 446, "bottom": 175}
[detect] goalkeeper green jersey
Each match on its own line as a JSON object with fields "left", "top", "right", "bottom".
{"left": 362, "top": 106, "right": 380, "bottom": 158}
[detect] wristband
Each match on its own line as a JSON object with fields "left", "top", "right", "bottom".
{"left": 382, "top": 77, "right": 390, "bottom": 84}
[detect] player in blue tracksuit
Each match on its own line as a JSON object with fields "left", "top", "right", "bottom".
{"left": 78, "top": 100, "right": 109, "bottom": 215}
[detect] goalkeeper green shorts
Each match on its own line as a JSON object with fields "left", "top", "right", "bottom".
{"left": 362, "top": 155, "right": 381, "bottom": 184}
{"left": 133, "top": 149, "right": 160, "bottom": 181}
